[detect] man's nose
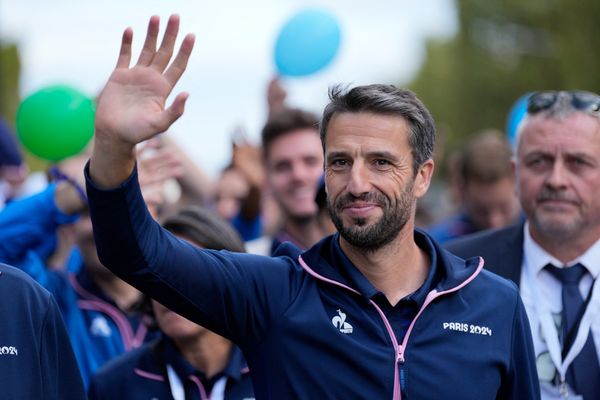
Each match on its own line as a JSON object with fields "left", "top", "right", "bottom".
{"left": 346, "top": 162, "right": 372, "bottom": 196}
{"left": 545, "top": 161, "right": 569, "bottom": 189}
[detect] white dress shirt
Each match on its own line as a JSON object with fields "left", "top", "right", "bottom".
{"left": 519, "top": 222, "right": 600, "bottom": 399}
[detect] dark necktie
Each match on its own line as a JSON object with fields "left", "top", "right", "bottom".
{"left": 546, "top": 263, "right": 600, "bottom": 400}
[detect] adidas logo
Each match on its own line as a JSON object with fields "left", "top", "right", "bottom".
{"left": 332, "top": 309, "right": 353, "bottom": 334}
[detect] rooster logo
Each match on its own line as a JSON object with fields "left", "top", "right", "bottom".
{"left": 332, "top": 309, "right": 354, "bottom": 334}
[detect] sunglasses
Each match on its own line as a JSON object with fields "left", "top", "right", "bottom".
{"left": 527, "top": 90, "right": 600, "bottom": 115}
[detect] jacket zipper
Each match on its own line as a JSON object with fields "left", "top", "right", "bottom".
{"left": 298, "top": 256, "right": 484, "bottom": 400}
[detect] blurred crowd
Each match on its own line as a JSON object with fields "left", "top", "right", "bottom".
{"left": 2, "top": 69, "right": 599, "bottom": 400}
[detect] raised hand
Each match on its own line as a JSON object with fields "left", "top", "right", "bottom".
{"left": 137, "top": 138, "right": 184, "bottom": 187}
{"left": 90, "top": 15, "right": 195, "bottom": 188}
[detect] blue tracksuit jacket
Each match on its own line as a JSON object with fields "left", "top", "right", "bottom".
{"left": 88, "top": 333, "right": 254, "bottom": 399}
{"left": 0, "top": 263, "right": 85, "bottom": 399}
{"left": 86, "top": 165, "right": 540, "bottom": 399}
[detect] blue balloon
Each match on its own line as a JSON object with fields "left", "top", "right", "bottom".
{"left": 506, "top": 93, "right": 531, "bottom": 148}
{"left": 275, "top": 9, "right": 342, "bottom": 77}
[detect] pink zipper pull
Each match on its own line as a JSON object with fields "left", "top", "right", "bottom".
{"left": 396, "top": 347, "right": 405, "bottom": 364}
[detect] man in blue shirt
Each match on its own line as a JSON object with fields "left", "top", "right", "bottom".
{"left": 85, "top": 14, "right": 540, "bottom": 399}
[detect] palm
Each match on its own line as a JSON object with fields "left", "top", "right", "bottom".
{"left": 94, "top": 15, "right": 194, "bottom": 146}
{"left": 96, "top": 67, "right": 173, "bottom": 144}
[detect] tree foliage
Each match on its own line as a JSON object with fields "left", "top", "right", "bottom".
{"left": 409, "top": 0, "right": 600, "bottom": 155}
{"left": 1, "top": 43, "right": 48, "bottom": 171}
{"left": 0, "top": 43, "right": 21, "bottom": 124}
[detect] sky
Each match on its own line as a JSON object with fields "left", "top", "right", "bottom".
{"left": 0, "top": 0, "right": 458, "bottom": 177}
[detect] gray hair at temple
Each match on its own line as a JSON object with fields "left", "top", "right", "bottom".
{"left": 319, "top": 84, "right": 436, "bottom": 174}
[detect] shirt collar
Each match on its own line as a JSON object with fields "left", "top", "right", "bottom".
{"left": 523, "top": 222, "right": 600, "bottom": 278}
{"left": 330, "top": 230, "right": 439, "bottom": 307}
{"left": 163, "top": 336, "right": 197, "bottom": 380}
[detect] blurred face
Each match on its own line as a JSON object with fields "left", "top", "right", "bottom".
{"left": 0, "top": 164, "right": 27, "bottom": 186}
{"left": 516, "top": 112, "right": 600, "bottom": 242}
{"left": 324, "top": 112, "right": 433, "bottom": 251}
{"left": 74, "top": 213, "right": 97, "bottom": 260}
{"left": 463, "top": 177, "right": 520, "bottom": 230}
{"left": 266, "top": 129, "right": 323, "bottom": 221}
{"left": 215, "top": 169, "right": 249, "bottom": 220}
{"left": 152, "top": 300, "right": 206, "bottom": 341}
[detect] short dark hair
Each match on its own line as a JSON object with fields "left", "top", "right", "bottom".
{"left": 458, "top": 130, "right": 513, "bottom": 184}
{"left": 319, "top": 84, "right": 436, "bottom": 173}
{"left": 261, "top": 108, "right": 319, "bottom": 158}
{"left": 162, "top": 206, "right": 245, "bottom": 252}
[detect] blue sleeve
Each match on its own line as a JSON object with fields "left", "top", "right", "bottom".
{"left": 499, "top": 294, "right": 541, "bottom": 399}
{"left": 40, "top": 294, "right": 86, "bottom": 399}
{"left": 0, "top": 183, "right": 75, "bottom": 294}
{"left": 86, "top": 163, "right": 302, "bottom": 345}
{"left": 0, "top": 183, "right": 79, "bottom": 265}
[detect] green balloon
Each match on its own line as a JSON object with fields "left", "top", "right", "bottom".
{"left": 16, "top": 85, "right": 95, "bottom": 162}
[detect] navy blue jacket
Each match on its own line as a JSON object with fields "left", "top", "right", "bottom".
{"left": 445, "top": 222, "right": 525, "bottom": 287}
{"left": 86, "top": 165, "right": 540, "bottom": 399}
{"left": 88, "top": 334, "right": 253, "bottom": 400}
{"left": 0, "top": 263, "right": 85, "bottom": 399}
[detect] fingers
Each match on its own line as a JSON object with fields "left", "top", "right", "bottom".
{"left": 138, "top": 151, "right": 184, "bottom": 186}
{"left": 116, "top": 28, "right": 133, "bottom": 68}
{"left": 136, "top": 15, "right": 160, "bottom": 66}
{"left": 151, "top": 14, "right": 180, "bottom": 72}
{"left": 164, "top": 33, "right": 195, "bottom": 87}
{"left": 135, "top": 15, "right": 194, "bottom": 86}
{"left": 152, "top": 92, "right": 189, "bottom": 133}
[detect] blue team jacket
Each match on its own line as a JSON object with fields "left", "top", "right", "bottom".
{"left": 88, "top": 334, "right": 254, "bottom": 399}
{"left": 0, "top": 183, "right": 153, "bottom": 387}
{"left": 0, "top": 263, "right": 85, "bottom": 399}
{"left": 86, "top": 165, "right": 540, "bottom": 399}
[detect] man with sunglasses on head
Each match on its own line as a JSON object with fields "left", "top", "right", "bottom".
{"left": 448, "top": 90, "right": 600, "bottom": 400}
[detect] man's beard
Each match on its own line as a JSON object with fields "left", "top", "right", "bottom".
{"left": 328, "top": 180, "right": 415, "bottom": 253}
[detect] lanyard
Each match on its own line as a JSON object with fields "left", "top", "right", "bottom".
{"left": 524, "top": 260, "right": 600, "bottom": 395}
{"left": 167, "top": 364, "right": 227, "bottom": 400}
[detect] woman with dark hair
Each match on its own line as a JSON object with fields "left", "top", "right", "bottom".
{"left": 88, "top": 206, "right": 254, "bottom": 400}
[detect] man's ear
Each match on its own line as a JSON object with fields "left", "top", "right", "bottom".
{"left": 414, "top": 159, "right": 434, "bottom": 199}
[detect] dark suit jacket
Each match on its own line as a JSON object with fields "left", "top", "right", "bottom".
{"left": 445, "top": 222, "right": 525, "bottom": 287}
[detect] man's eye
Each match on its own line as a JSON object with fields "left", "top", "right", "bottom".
{"left": 374, "top": 159, "right": 392, "bottom": 168}
{"left": 569, "top": 158, "right": 587, "bottom": 167}
{"left": 526, "top": 158, "right": 548, "bottom": 169}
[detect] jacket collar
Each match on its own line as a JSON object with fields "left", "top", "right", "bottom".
{"left": 297, "top": 229, "right": 482, "bottom": 295}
